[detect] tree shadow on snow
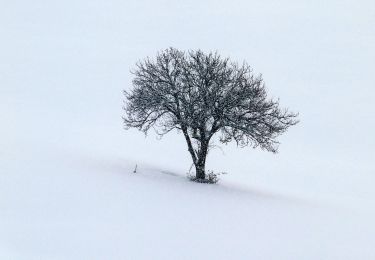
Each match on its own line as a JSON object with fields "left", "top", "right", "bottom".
{"left": 73, "top": 154, "right": 318, "bottom": 208}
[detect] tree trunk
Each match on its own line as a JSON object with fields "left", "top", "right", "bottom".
{"left": 182, "top": 126, "right": 209, "bottom": 180}
{"left": 195, "top": 164, "right": 206, "bottom": 179}
{"left": 195, "top": 140, "right": 208, "bottom": 180}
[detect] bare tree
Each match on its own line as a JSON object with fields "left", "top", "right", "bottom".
{"left": 123, "top": 48, "right": 298, "bottom": 181}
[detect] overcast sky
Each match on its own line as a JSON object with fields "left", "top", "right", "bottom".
{"left": 1, "top": 0, "right": 374, "bottom": 190}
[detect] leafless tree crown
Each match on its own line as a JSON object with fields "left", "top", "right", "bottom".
{"left": 123, "top": 48, "right": 298, "bottom": 179}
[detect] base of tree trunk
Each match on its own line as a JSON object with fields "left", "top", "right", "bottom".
{"left": 188, "top": 174, "right": 219, "bottom": 184}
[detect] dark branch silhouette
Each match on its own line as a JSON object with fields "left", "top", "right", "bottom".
{"left": 123, "top": 48, "right": 299, "bottom": 181}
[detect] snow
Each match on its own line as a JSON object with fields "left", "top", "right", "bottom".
{"left": 1, "top": 0, "right": 375, "bottom": 259}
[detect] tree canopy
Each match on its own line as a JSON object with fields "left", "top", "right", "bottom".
{"left": 123, "top": 48, "right": 298, "bottom": 181}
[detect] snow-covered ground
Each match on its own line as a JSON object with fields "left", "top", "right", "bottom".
{"left": 1, "top": 0, "right": 375, "bottom": 259}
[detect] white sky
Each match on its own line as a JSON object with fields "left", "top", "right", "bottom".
{"left": 1, "top": 0, "right": 374, "bottom": 189}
